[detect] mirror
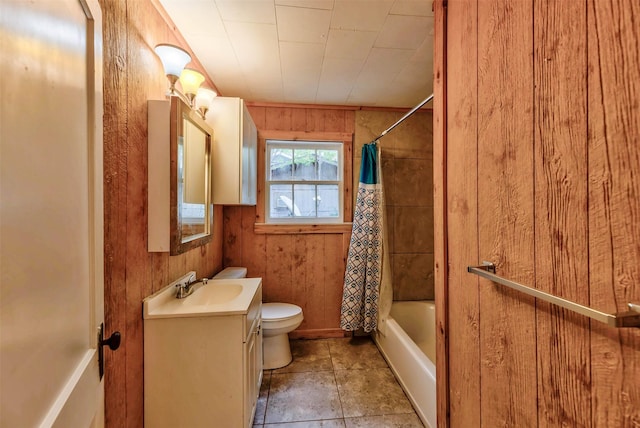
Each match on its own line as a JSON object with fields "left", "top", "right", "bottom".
{"left": 170, "top": 96, "right": 213, "bottom": 255}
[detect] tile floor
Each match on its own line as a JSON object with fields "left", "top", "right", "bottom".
{"left": 253, "top": 337, "right": 424, "bottom": 428}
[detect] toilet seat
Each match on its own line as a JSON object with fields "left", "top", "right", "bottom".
{"left": 262, "top": 303, "right": 302, "bottom": 321}
{"left": 261, "top": 303, "right": 304, "bottom": 340}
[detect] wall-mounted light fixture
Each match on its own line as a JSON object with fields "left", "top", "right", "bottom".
{"left": 154, "top": 43, "right": 216, "bottom": 118}
{"left": 179, "top": 68, "right": 205, "bottom": 105}
{"left": 154, "top": 43, "right": 191, "bottom": 95}
{"left": 195, "top": 88, "right": 217, "bottom": 119}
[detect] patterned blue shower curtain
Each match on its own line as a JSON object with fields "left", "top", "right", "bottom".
{"left": 340, "top": 142, "right": 383, "bottom": 333}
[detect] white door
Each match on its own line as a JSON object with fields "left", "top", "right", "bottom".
{"left": 0, "top": 0, "right": 107, "bottom": 426}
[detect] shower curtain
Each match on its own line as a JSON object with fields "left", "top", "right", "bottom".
{"left": 340, "top": 142, "right": 392, "bottom": 333}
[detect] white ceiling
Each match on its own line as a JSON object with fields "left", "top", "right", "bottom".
{"left": 158, "top": 0, "right": 434, "bottom": 108}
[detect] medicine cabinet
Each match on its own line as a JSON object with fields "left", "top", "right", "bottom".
{"left": 148, "top": 96, "right": 214, "bottom": 255}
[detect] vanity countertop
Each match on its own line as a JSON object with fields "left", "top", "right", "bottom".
{"left": 143, "top": 274, "right": 262, "bottom": 319}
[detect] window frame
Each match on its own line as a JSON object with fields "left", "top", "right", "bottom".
{"left": 265, "top": 139, "right": 344, "bottom": 224}
{"left": 255, "top": 130, "right": 353, "bottom": 233}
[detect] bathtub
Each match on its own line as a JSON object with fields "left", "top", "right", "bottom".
{"left": 374, "top": 301, "right": 436, "bottom": 428}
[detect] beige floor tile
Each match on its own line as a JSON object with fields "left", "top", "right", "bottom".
{"left": 265, "top": 372, "right": 343, "bottom": 424}
{"left": 263, "top": 419, "right": 346, "bottom": 427}
{"left": 273, "top": 339, "right": 333, "bottom": 374}
{"left": 328, "top": 337, "right": 388, "bottom": 370}
{"left": 344, "top": 413, "right": 424, "bottom": 427}
{"left": 335, "top": 368, "right": 415, "bottom": 418}
{"left": 258, "top": 338, "right": 423, "bottom": 428}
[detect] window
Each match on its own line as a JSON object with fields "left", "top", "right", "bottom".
{"left": 266, "top": 140, "right": 343, "bottom": 223}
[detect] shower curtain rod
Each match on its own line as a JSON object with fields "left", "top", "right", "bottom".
{"left": 372, "top": 93, "right": 434, "bottom": 142}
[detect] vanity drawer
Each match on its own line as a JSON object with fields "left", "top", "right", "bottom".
{"left": 244, "top": 284, "right": 262, "bottom": 341}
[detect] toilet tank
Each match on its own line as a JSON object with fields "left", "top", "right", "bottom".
{"left": 213, "top": 267, "right": 247, "bottom": 279}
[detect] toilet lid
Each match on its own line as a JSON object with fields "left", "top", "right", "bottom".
{"left": 213, "top": 267, "right": 247, "bottom": 279}
{"left": 262, "top": 303, "right": 302, "bottom": 321}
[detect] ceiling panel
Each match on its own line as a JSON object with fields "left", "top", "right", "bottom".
{"left": 275, "top": 0, "right": 334, "bottom": 9}
{"left": 390, "top": 0, "right": 433, "bottom": 17}
{"left": 225, "top": 21, "right": 281, "bottom": 74}
{"left": 276, "top": 5, "right": 331, "bottom": 43}
{"left": 345, "top": 87, "right": 379, "bottom": 106}
{"left": 280, "top": 41, "right": 324, "bottom": 82}
{"left": 280, "top": 42, "right": 324, "bottom": 70}
{"left": 159, "top": 0, "right": 225, "bottom": 39}
{"left": 330, "top": 0, "right": 394, "bottom": 31}
{"left": 246, "top": 71, "right": 284, "bottom": 101}
{"left": 317, "top": 57, "right": 363, "bottom": 104}
{"left": 283, "top": 81, "right": 320, "bottom": 103}
{"left": 158, "top": 0, "right": 434, "bottom": 108}
{"left": 374, "top": 15, "right": 430, "bottom": 50}
{"left": 186, "top": 35, "right": 246, "bottom": 95}
{"left": 349, "top": 47, "right": 414, "bottom": 105}
{"left": 357, "top": 47, "right": 414, "bottom": 82}
{"left": 385, "top": 58, "right": 432, "bottom": 106}
{"left": 215, "top": 0, "right": 276, "bottom": 24}
{"left": 325, "top": 28, "right": 377, "bottom": 61}
{"left": 411, "top": 35, "right": 433, "bottom": 64}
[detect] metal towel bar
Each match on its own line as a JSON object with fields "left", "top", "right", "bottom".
{"left": 467, "top": 262, "right": 640, "bottom": 328}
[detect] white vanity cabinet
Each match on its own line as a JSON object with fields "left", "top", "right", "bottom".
{"left": 243, "top": 286, "right": 263, "bottom": 428}
{"left": 206, "top": 97, "right": 257, "bottom": 205}
{"left": 143, "top": 279, "right": 263, "bottom": 428}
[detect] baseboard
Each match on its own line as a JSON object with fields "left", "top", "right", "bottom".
{"left": 289, "top": 328, "right": 349, "bottom": 339}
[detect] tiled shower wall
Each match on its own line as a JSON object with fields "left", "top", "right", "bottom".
{"left": 354, "top": 110, "right": 434, "bottom": 300}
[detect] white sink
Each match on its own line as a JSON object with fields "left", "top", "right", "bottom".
{"left": 143, "top": 271, "right": 262, "bottom": 319}
{"left": 185, "top": 283, "right": 243, "bottom": 306}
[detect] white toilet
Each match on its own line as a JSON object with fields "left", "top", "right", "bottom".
{"left": 213, "top": 267, "right": 304, "bottom": 370}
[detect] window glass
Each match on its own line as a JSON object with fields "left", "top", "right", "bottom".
{"left": 293, "top": 149, "right": 316, "bottom": 180}
{"left": 317, "top": 185, "right": 339, "bottom": 218}
{"left": 269, "top": 148, "right": 292, "bottom": 180}
{"left": 266, "top": 140, "right": 343, "bottom": 223}
{"left": 318, "top": 150, "right": 339, "bottom": 180}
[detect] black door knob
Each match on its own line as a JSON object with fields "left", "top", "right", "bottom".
{"left": 100, "top": 331, "right": 121, "bottom": 351}
{"left": 98, "top": 323, "right": 121, "bottom": 379}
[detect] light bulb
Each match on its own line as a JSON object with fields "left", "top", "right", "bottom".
{"left": 195, "top": 87, "right": 217, "bottom": 118}
{"left": 179, "top": 68, "right": 205, "bottom": 105}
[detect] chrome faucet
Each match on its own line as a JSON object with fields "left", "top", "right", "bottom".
{"left": 175, "top": 277, "right": 208, "bottom": 299}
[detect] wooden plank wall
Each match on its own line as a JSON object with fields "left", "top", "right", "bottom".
{"left": 102, "top": 1, "right": 223, "bottom": 427}
{"left": 442, "top": 0, "right": 640, "bottom": 426}
{"left": 444, "top": 0, "right": 480, "bottom": 427}
{"left": 534, "top": 2, "right": 590, "bottom": 426}
{"left": 588, "top": 1, "right": 640, "bottom": 426}
{"left": 477, "top": 0, "right": 538, "bottom": 426}
{"left": 223, "top": 105, "right": 355, "bottom": 338}
{"left": 432, "top": 1, "right": 449, "bottom": 426}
